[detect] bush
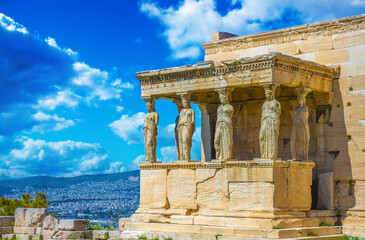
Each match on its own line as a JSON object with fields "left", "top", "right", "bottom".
{"left": 344, "top": 236, "right": 365, "bottom": 240}
{"left": 138, "top": 235, "right": 148, "bottom": 240}
{"left": 272, "top": 225, "right": 284, "bottom": 229}
{"left": 0, "top": 192, "right": 50, "bottom": 216}
{"left": 319, "top": 221, "right": 332, "bottom": 227}
{"left": 89, "top": 225, "right": 102, "bottom": 230}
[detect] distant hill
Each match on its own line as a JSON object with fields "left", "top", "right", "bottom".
{"left": 0, "top": 170, "right": 140, "bottom": 195}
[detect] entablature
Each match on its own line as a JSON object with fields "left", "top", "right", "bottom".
{"left": 136, "top": 52, "right": 338, "bottom": 99}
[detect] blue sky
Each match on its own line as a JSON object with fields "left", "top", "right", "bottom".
{"left": 0, "top": 0, "right": 364, "bottom": 179}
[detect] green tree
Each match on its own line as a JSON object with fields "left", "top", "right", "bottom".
{"left": 0, "top": 192, "right": 50, "bottom": 216}
{"left": 30, "top": 192, "right": 50, "bottom": 208}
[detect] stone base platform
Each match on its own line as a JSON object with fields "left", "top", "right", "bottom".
{"left": 126, "top": 160, "right": 325, "bottom": 239}
{"left": 123, "top": 210, "right": 340, "bottom": 239}
{"left": 121, "top": 225, "right": 343, "bottom": 240}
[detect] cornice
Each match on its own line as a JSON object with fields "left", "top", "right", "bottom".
{"left": 202, "top": 14, "right": 365, "bottom": 55}
{"left": 138, "top": 160, "right": 315, "bottom": 170}
{"left": 135, "top": 52, "right": 336, "bottom": 86}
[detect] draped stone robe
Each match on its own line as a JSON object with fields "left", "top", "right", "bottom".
{"left": 259, "top": 99, "right": 281, "bottom": 159}
{"left": 214, "top": 103, "right": 234, "bottom": 160}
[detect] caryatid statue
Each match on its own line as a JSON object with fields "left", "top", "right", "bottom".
{"left": 143, "top": 97, "right": 159, "bottom": 163}
{"left": 214, "top": 88, "right": 234, "bottom": 160}
{"left": 291, "top": 87, "right": 311, "bottom": 161}
{"left": 259, "top": 85, "right": 281, "bottom": 159}
{"left": 177, "top": 94, "right": 195, "bottom": 161}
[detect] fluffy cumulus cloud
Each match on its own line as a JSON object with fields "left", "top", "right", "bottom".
{"left": 109, "top": 112, "right": 146, "bottom": 144}
{"left": 0, "top": 13, "right": 136, "bottom": 178}
{"left": 1, "top": 137, "right": 111, "bottom": 178}
{"left": 0, "top": 13, "right": 133, "bottom": 136}
{"left": 0, "top": 13, "right": 28, "bottom": 34}
{"left": 31, "top": 111, "right": 75, "bottom": 133}
{"left": 140, "top": 0, "right": 365, "bottom": 59}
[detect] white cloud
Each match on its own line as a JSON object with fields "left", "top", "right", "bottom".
{"left": 79, "top": 154, "right": 108, "bottom": 172}
{"left": 109, "top": 112, "right": 146, "bottom": 144}
{"left": 72, "top": 62, "right": 133, "bottom": 101}
{"left": 105, "top": 161, "right": 126, "bottom": 173}
{"left": 159, "top": 123, "right": 175, "bottom": 141}
{"left": 140, "top": 0, "right": 365, "bottom": 59}
{"left": 116, "top": 106, "right": 124, "bottom": 112}
{"left": 159, "top": 146, "right": 176, "bottom": 162}
{"left": 2, "top": 137, "right": 110, "bottom": 178}
{"left": 35, "top": 88, "right": 81, "bottom": 110}
{"left": 45, "top": 37, "right": 60, "bottom": 49}
{"left": 128, "top": 155, "right": 145, "bottom": 170}
{"left": 0, "top": 13, "right": 28, "bottom": 34}
{"left": 351, "top": 0, "right": 365, "bottom": 6}
{"left": 0, "top": 169, "right": 32, "bottom": 179}
{"left": 45, "top": 37, "right": 78, "bottom": 57}
{"left": 31, "top": 111, "right": 75, "bottom": 133}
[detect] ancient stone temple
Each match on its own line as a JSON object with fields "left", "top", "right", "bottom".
{"left": 122, "top": 14, "right": 365, "bottom": 239}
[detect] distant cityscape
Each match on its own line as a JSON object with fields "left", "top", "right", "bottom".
{"left": 2, "top": 173, "right": 140, "bottom": 228}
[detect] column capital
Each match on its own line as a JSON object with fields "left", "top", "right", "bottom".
{"left": 294, "top": 87, "right": 311, "bottom": 98}
{"left": 198, "top": 104, "right": 208, "bottom": 114}
{"left": 177, "top": 92, "right": 191, "bottom": 100}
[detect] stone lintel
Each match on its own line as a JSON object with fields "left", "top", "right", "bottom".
{"left": 138, "top": 160, "right": 315, "bottom": 170}
{"left": 136, "top": 53, "right": 337, "bottom": 99}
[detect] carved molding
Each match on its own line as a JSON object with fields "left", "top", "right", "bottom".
{"left": 136, "top": 52, "right": 336, "bottom": 86}
{"left": 202, "top": 14, "right": 365, "bottom": 55}
{"left": 138, "top": 160, "right": 315, "bottom": 170}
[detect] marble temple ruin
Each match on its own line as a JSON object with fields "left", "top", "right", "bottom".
{"left": 121, "top": 14, "right": 365, "bottom": 240}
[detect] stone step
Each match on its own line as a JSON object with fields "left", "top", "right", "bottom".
{"left": 124, "top": 222, "right": 342, "bottom": 239}
{"left": 267, "top": 226, "right": 342, "bottom": 238}
{"left": 296, "top": 234, "right": 345, "bottom": 239}
{"left": 219, "top": 235, "right": 344, "bottom": 240}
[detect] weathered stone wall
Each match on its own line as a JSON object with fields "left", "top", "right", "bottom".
{"left": 138, "top": 162, "right": 314, "bottom": 213}
{"left": 203, "top": 15, "right": 365, "bottom": 218}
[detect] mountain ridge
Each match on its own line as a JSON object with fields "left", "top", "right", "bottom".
{"left": 0, "top": 170, "right": 140, "bottom": 195}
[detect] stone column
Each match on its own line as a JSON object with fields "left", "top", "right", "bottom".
{"left": 198, "top": 104, "right": 211, "bottom": 162}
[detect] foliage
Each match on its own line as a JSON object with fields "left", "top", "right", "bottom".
{"left": 0, "top": 192, "right": 50, "bottom": 216}
{"left": 138, "top": 235, "right": 148, "bottom": 240}
{"left": 152, "top": 238, "right": 159, "bottom": 240}
{"left": 0, "top": 236, "right": 20, "bottom": 240}
{"left": 49, "top": 212, "right": 56, "bottom": 217}
{"left": 104, "top": 226, "right": 114, "bottom": 230}
{"left": 272, "top": 225, "right": 284, "bottom": 229}
{"left": 88, "top": 224, "right": 114, "bottom": 230}
{"left": 215, "top": 233, "right": 222, "bottom": 240}
{"left": 344, "top": 236, "right": 365, "bottom": 240}
{"left": 163, "top": 238, "right": 173, "bottom": 240}
{"left": 319, "top": 221, "right": 332, "bottom": 227}
{"left": 89, "top": 224, "right": 102, "bottom": 230}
